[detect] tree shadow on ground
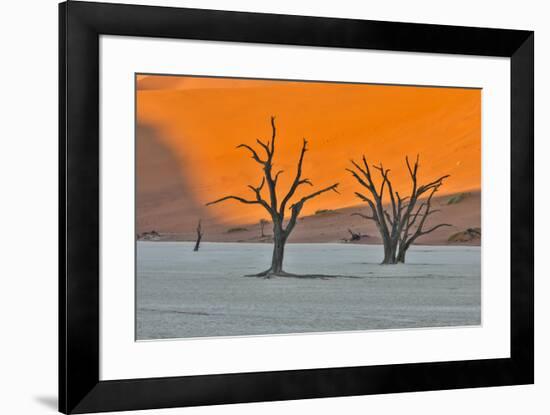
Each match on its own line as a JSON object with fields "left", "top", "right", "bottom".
{"left": 244, "top": 273, "right": 362, "bottom": 280}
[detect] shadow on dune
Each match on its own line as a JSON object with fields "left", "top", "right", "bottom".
{"left": 136, "top": 122, "right": 218, "bottom": 234}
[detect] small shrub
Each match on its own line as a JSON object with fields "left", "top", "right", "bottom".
{"left": 447, "top": 192, "right": 470, "bottom": 205}
{"left": 315, "top": 209, "right": 337, "bottom": 215}
{"left": 138, "top": 230, "right": 161, "bottom": 241}
{"left": 448, "top": 227, "right": 481, "bottom": 242}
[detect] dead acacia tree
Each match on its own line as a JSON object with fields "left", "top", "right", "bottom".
{"left": 347, "top": 229, "right": 362, "bottom": 241}
{"left": 348, "top": 155, "right": 451, "bottom": 264}
{"left": 207, "top": 116, "right": 339, "bottom": 276}
{"left": 193, "top": 219, "right": 203, "bottom": 252}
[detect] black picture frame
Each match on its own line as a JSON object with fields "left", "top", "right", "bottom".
{"left": 59, "top": 1, "right": 534, "bottom": 413}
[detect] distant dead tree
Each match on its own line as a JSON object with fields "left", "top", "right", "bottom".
{"left": 347, "top": 229, "right": 362, "bottom": 241}
{"left": 259, "top": 219, "right": 269, "bottom": 237}
{"left": 207, "top": 116, "right": 339, "bottom": 276}
{"left": 348, "top": 155, "right": 451, "bottom": 264}
{"left": 193, "top": 219, "right": 203, "bottom": 252}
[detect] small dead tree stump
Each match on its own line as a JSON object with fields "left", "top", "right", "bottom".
{"left": 348, "top": 229, "right": 362, "bottom": 241}
{"left": 193, "top": 219, "right": 203, "bottom": 252}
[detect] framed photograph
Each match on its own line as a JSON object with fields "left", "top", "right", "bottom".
{"left": 59, "top": 1, "right": 533, "bottom": 413}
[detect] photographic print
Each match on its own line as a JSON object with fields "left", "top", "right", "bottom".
{"left": 135, "top": 74, "right": 481, "bottom": 340}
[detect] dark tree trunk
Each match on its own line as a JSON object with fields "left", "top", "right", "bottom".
{"left": 396, "top": 238, "right": 411, "bottom": 263}
{"left": 381, "top": 240, "right": 397, "bottom": 264}
{"left": 193, "top": 236, "right": 202, "bottom": 252}
{"left": 193, "top": 220, "right": 203, "bottom": 252}
{"left": 396, "top": 248, "right": 406, "bottom": 263}
{"left": 270, "top": 230, "right": 286, "bottom": 274}
{"left": 377, "top": 224, "right": 398, "bottom": 264}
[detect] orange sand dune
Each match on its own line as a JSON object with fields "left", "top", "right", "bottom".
{"left": 137, "top": 74, "right": 275, "bottom": 91}
{"left": 136, "top": 75, "right": 480, "bottom": 228}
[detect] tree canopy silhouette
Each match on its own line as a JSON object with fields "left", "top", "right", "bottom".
{"left": 348, "top": 155, "right": 451, "bottom": 264}
{"left": 207, "top": 116, "right": 339, "bottom": 276}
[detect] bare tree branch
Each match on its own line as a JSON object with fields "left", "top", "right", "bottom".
{"left": 417, "top": 174, "right": 450, "bottom": 196}
{"left": 419, "top": 223, "right": 452, "bottom": 235}
{"left": 246, "top": 177, "right": 272, "bottom": 212}
{"left": 279, "top": 138, "right": 308, "bottom": 215}
{"left": 351, "top": 212, "right": 375, "bottom": 220}
{"left": 346, "top": 167, "right": 371, "bottom": 190}
{"left": 256, "top": 139, "right": 271, "bottom": 157}
{"left": 236, "top": 144, "right": 265, "bottom": 164}
{"left": 273, "top": 170, "right": 284, "bottom": 183}
{"left": 247, "top": 177, "right": 265, "bottom": 194}
{"left": 384, "top": 210, "right": 393, "bottom": 226}
{"left": 270, "top": 116, "right": 276, "bottom": 155}
{"left": 206, "top": 195, "right": 262, "bottom": 206}
{"left": 289, "top": 183, "right": 340, "bottom": 211}
{"left": 286, "top": 183, "right": 339, "bottom": 234}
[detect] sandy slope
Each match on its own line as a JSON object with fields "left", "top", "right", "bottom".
{"left": 144, "top": 190, "right": 481, "bottom": 246}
